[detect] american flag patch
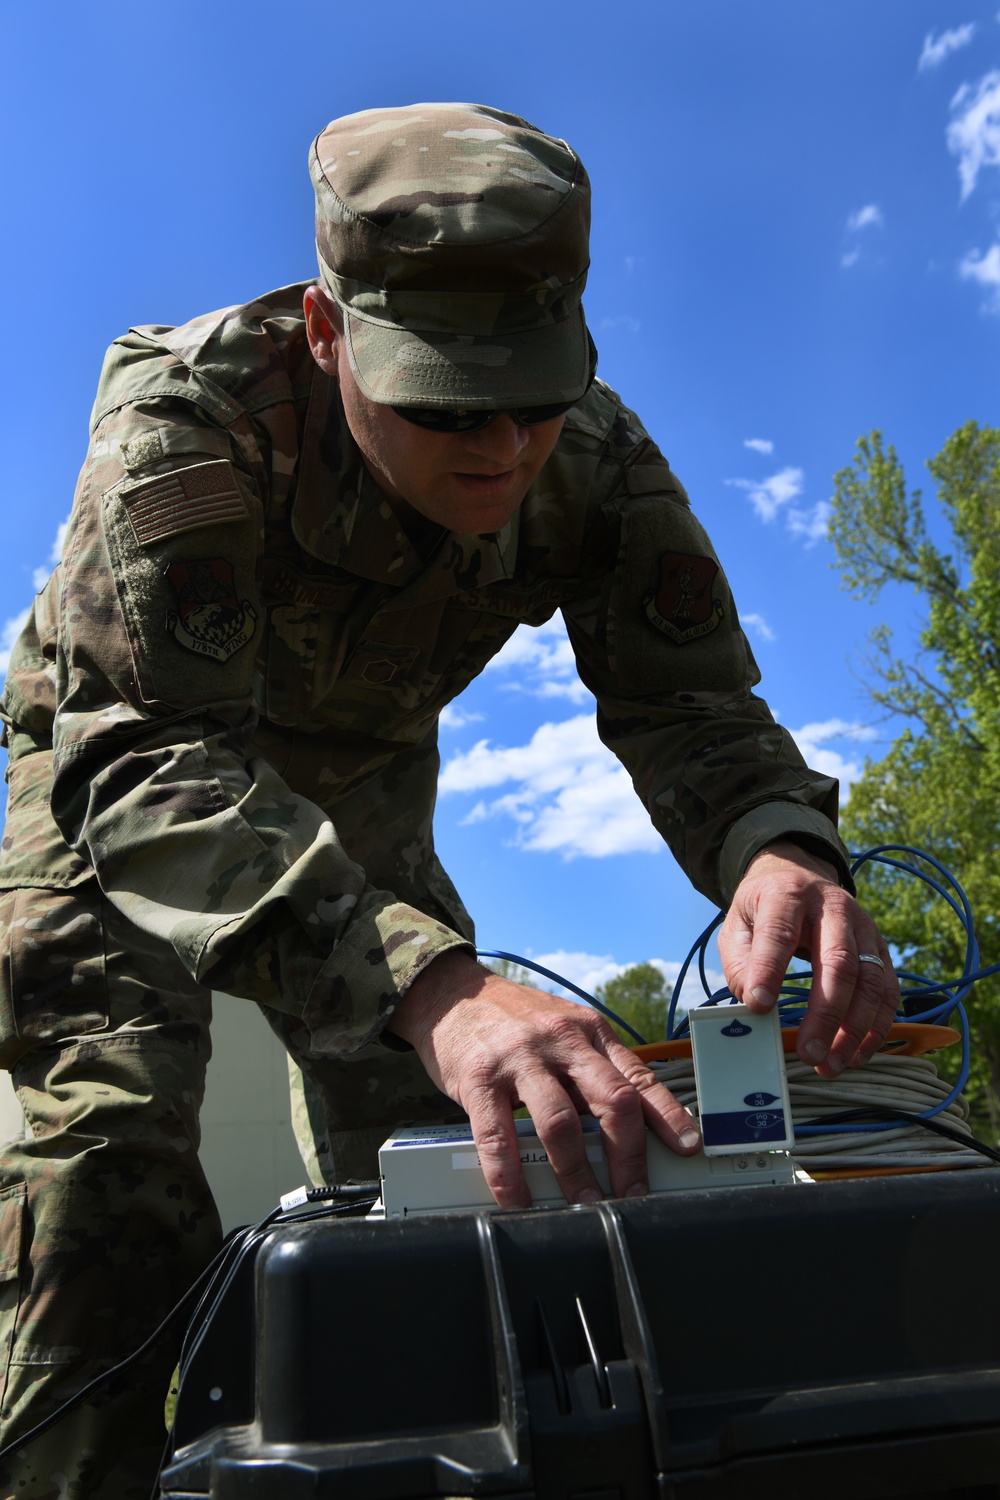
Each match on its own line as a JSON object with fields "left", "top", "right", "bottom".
{"left": 120, "top": 460, "right": 247, "bottom": 547}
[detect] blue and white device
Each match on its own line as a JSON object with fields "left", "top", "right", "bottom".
{"left": 688, "top": 1002, "right": 794, "bottom": 1155}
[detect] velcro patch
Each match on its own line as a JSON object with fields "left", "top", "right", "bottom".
{"left": 120, "top": 430, "right": 166, "bottom": 472}
{"left": 120, "top": 460, "right": 247, "bottom": 547}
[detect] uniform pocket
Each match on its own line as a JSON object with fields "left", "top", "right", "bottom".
{"left": 0, "top": 884, "right": 108, "bottom": 1068}
{"left": 102, "top": 462, "right": 261, "bottom": 710}
{"left": 0, "top": 1181, "right": 26, "bottom": 1408}
{"left": 0, "top": 750, "right": 94, "bottom": 891}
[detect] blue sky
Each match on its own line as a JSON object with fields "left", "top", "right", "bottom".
{"left": 2, "top": 0, "right": 998, "bottom": 1008}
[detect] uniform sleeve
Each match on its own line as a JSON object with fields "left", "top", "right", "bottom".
{"left": 562, "top": 441, "right": 853, "bottom": 909}
{"left": 50, "top": 400, "right": 471, "bottom": 1059}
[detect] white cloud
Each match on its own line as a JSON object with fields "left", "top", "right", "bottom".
{"left": 787, "top": 718, "right": 876, "bottom": 801}
{"left": 786, "top": 499, "right": 831, "bottom": 546}
{"left": 726, "top": 466, "right": 804, "bottom": 523}
{"left": 918, "top": 23, "right": 976, "bottom": 72}
{"left": 743, "top": 438, "right": 774, "bottom": 455}
{"left": 485, "top": 616, "right": 593, "bottom": 705}
{"left": 959, "top": 239, "right": 1000, "bottom": 310}
{"left": 728, "top": 468, "right": 829, "bottom": 547}
{"left": 599, "top": 315, "right": 642, "bottom": 334}
{"left": 439, "top": 708, "right": 876, "bottom": 855}
{"left": 31, "top": 516, "right": 70, "bottom": 593}
{"left": 846, "top": 204, "right": 883, "bottom": 232}
{"left": 841, "top": 206, "right": 884, "bottom": 270}
{"left": 531, "top": 950, "right": 637, "bottom": 996}
{"left": 740, "top": 612, "right": 776, "bottom": 643}
{"left": 439, "top": 703, "right": 484, "bottom": 730}
{"left": 439, "top": 713, "right": 662, "bottom": 859}
{"left": 947, "top": 69, "right": 1000, "bottom": 198}
{"left": 0, "top": 608, "right": 31, "bottom": 677}
{"left": 0, "top": 518, "right": 70, "bottom": 678}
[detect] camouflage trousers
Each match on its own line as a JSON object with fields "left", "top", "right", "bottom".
{"left": 0, "top": 889, "right": 221, "bottom": 1498}
{"left": 0, "top": 742, "right": 472, "bottom": 1498}
{"left": 0, "top": 888, "right": 464, "bottom": 1500}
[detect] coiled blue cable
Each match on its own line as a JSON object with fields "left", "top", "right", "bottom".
{"left": 478, "top": 844, "right": 996, "bottom": 1133}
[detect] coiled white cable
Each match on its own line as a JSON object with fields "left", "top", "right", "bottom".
{"left": 648, "top": 1053, "right": 991, "bottom": 1172}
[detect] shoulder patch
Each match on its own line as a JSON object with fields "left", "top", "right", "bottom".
{"left": 645, "top": 551, "right": 724, "bottom": 644}
{"left": 165, "top": 558, "right": 257, "bottom": 662}
{"left": 118, "top": 459, "right": 247, "bottom": 547}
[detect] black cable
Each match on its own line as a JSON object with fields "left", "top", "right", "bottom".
{"left": 0, "top": 1194, "right": 377, "bottom": 1473}
{"left": 172, "top": 1190, "right": 376, "bottom": 1386}
{"left": 301, "top": 1181, "right": 379, "bottom": 1201}
{"left": 0, "top": 1227, "right": 246, "bottom": 1467}
{"left": 174, "top": 1210, "right": 283, "bottom": 1392}
{"left": 801, "top": 1105, "right": 1000, "bottom": 1166}
{"left": 174, "top": 1229, "right": 262, "bottom": 1380}
{"left": 175, "top": 1197, "right": 376, "bottom": 1391}
{"left": 156, "top": 1194, "right": 377, "bottom": 1495}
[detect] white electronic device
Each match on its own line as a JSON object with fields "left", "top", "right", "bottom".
{"left": 688, "top": 1001, "right": 795, "bottom": 1155}
{"left": 377, "top": 1116, "right": 800, "bottom": 1218}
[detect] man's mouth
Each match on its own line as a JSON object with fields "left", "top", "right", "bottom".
{"left": 452, "top": 469, "right": 516, "bottom": 486}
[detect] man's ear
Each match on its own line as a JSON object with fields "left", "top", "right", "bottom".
{"left": 303, "top": 284, "right": 344, "bottom": 377}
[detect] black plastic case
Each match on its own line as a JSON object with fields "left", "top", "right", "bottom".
{"left": 161, "top": 1171, "right": 1000, "bottom": 1498}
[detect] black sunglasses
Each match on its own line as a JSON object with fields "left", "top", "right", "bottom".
{"left": 390, "top": 398, "right": 579, "bottom": 433}
{"left": 391, "top": 334, "right": 598, "bottom": 434}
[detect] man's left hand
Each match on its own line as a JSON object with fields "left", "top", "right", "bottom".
{"left": 718, "top": 840, "right": 899, "bottom": 1077}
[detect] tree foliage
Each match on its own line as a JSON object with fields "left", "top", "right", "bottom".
{"left": 486, "top": 958, "right": 550, "bottom": 991}
{"left": 830, "top": 423, "right": 1000, "bottom": 1138}
{"left": 594, "top": 963, "right": 670, "bottom": 1046}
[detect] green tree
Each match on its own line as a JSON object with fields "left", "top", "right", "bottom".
{"left": 486, "top": 958, "right": 551, "bottom": 991}
{"left": 829, "top": 423, "right": 1000, "bottom": 1138}
{"left": 594, "top": 963, "right": 670, "bottom": 1046}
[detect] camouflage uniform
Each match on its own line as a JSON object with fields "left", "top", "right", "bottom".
{"left": 0, "top": 104, "right": 850, "bottom": 1495}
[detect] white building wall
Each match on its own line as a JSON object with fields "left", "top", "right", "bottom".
{"left": 0, "top": 992, "right": 306, "bottom": 1233}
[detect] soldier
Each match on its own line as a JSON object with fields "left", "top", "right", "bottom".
{"left": 0, "top": 103, "right": 897, "bottom": 1495}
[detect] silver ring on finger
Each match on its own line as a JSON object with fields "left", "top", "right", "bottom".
{"left": 857, "top": 952, "right": 885, "bottom": 972}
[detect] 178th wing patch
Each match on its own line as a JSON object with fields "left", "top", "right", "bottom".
{"left": 165, "top": 558, "right": 257, "bottom": 663}
{"left": 645, "top": 551, "right": 723, "bottom": 644}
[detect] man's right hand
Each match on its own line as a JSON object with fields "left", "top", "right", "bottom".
{"left": 385, "top": 950, "right": 701, "bottom": 1210}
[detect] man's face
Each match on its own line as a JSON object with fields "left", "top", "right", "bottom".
{"left": 305, "top": 288, "right": 564, "bottom": 535}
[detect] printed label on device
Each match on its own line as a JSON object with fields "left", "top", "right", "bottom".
{"left": 688, "top": 1003, "right": 794, "bottom": 1155}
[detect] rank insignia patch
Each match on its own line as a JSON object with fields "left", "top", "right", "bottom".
{"left": 645, "top": 551, "right": 723, "bottom": 644}
{"left": 165, "top": 559, "right": 257, "bottom": 662}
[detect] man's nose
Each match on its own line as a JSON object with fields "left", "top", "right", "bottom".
{"left": 462, "top": 414, "right": 530, "bottom": 465}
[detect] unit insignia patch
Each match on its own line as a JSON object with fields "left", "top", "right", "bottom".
{"left": 644, "top": 551, "right": 723, "bottom": 644}
{"left": 165, "top": 558, "right": 257, "bottom": 662}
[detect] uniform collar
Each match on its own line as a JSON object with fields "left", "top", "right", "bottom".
{"left": 291, "top": 366, "right": 519, "bottom": 598}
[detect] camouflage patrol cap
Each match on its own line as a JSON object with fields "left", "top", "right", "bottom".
{"left": 310, "top": 102, "right": 592, "bottom": 409}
